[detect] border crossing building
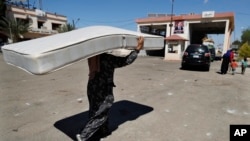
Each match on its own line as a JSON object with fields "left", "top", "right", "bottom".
{"left": 135, "top": 11, "right": 234, "bottom": 60}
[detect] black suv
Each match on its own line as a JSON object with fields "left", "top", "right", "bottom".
{"left": 181, "top": 44, "right": 211, "bottom": 71}
{"left": 0, "top": 42, "right": 5, "bottom": 53}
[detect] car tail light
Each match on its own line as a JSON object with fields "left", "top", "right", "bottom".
{"left": 205, "top": 53, "right": 210, "bottom": 57}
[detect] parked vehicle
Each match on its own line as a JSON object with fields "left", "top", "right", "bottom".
{"left": 181, "top": 44, "right": 211, "bottom": 71}
{"left": 208, "top": 45, "right": 216, "bottom": 62}
{"left": 202, "top": 38, "right": 215, "bottom": 62}
{"left": 215, "top": 48, "right": 222, "bottom": 60}
{"left": 0, "top": 42, "right": 5, "bottom": 53}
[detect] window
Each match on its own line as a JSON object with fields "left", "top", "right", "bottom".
{"left": 168, "top": 44, "right": 178, "bottom": 53}
{"left": 52, "top": 23, "right": 61, "bottom": 30}
{"left": 38, "top": 21, "right": 44, "bottom": 28}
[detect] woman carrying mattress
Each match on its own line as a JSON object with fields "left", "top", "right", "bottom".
{"left": 77, "top": 36, "right": 144, "bottom": 141}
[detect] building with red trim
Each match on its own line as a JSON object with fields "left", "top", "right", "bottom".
{"left": 136, "top": 11, "right": 234, "bottom": 60}
{"left": 0, "top": 4, "right": 67, "bottom": 44}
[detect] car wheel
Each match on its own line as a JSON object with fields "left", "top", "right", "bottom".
{"left": 181, "top": 63, "right": 187, "bottom": 70}
{"left": 205, "top": 65, "right": 210, "bottom": 71}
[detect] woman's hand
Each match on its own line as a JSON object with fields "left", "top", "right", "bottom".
{"left": 136, "top": 36, "right": 144, "bottom": 52}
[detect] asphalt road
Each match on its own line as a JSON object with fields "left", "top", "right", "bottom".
{"left": 0, "top": 53, "right": 250, "bottom": 141}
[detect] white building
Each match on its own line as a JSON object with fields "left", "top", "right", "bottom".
{"left": 1, "top": 4, "right": 67, "bottom": 42}
{"left": 135, "top": 11, "right": 235, "bottom": 60}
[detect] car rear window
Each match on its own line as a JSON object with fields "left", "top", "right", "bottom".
{"left": 186, "top": 45, "right": 209, "bottom": 53}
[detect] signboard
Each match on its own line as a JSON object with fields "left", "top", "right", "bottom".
{"left": 202, "top": 11, "right": 215, "bottom": 18}
{"left": 174, "top": 20, "right": 184, "bottom": 34}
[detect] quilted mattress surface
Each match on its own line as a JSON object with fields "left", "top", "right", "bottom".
{"left": 2, "top": 25, "right": 164, "bottom": 75}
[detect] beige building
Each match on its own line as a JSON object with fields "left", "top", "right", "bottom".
{"left": 1, "top": 4, "right": 67, "bottom": 42}
{"left": 135, "top": 11, "right": 234, "bottom": 60}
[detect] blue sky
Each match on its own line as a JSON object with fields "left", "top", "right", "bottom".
{"left": 30, "top": 0, "right": 249, "bottom": 45}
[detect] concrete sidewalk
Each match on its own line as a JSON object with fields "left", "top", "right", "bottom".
{"left": 1, "top": 54, "right": 250, "bottom": 141}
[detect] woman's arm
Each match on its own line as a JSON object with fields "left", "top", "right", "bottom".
{"left": 112, "top": 36, "right": 144, "bottom": 68}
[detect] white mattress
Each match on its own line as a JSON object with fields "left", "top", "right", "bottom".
{"left": 2, "top": 25, "right": 164, "bottom": 75}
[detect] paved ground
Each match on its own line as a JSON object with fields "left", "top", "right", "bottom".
{"left": 0, "top": 53, "right": 250, "bottom": 141}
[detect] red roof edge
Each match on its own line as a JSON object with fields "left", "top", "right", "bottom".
{"left": 165, "top": 35, "right": 188, "bottom": 41}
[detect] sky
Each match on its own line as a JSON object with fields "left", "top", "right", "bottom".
{"left": 24, "top": 0, "right": 250, "bottom": 46}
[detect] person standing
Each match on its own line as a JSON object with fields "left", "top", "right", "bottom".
{"left": 228, "top": 50, "right": 235, "bottom": 72}
{"left": 76, "top": 37, "right": 144, "bottom": 141}
{"left": 241, "top": 57, "right": 248, "bottom": 75}
{"left": 220, "top": 50, "right": 231, "bottom": 74}
{"left": 230, "top": 59, "right": 238, "bottom": 75}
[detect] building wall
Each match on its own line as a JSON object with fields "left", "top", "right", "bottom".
{"left": 136, "top": 12, "right": 234, "bottom": 60}
{"left": 5, "top": 5, "right": 67, "bottom": 39}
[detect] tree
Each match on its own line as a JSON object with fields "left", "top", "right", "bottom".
{"left": 57, "top": 19, "right": 80, "bottom": 33}
{"left": 57, "top": 23, "right": 75, "bottom": 33}
{"left": 238, "top": 42, "right": 250, "bottom": 58}
{"left": 241, "top": 27, "right": 250, "bottom": 46}
{"left": 0, "top": 0, "right": 6, "bottom": 17}
{"left": 232, "top": 39, "right": 241, "bottom": 46}
{"left": 0, "top": 16, "right": 30, "bottom": 43}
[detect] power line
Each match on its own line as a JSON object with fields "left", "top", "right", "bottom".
{"left": 236, "top": 12, "right": 250, "bottom": 16}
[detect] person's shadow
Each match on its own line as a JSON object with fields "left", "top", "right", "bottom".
{"left": 54, "top": 100, "right": 154, "bottom": 141}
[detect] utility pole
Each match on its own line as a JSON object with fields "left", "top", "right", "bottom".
{"left": 27, "top": 0, "right": 29, "bottom": 8}
{"left": 8, "top": 22, "right": 13, "bottom": 43}
{"left": 72, "top": 18, "right": 80, "bottom": 29}
{"left": 169, "top": 0, "right": 174, "bottom": 36}
{"left": 38, "top": 0, "right": 42, "bottom": 10}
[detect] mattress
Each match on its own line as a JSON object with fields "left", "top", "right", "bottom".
{"left": 2, "top": 25, "right": 164, "bottom": 75}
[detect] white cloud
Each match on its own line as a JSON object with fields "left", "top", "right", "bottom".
{"left": 204, "top": 0, "right": 209, "bottom": 3}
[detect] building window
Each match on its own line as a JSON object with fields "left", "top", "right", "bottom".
{"left": 38, "top": 21, "right": 44, "bottom": 29}
{"left": 52, "top": 23, "right": 61, "bottom": 30}
{"left": 168, "top": 44, "right": 178, "bottom": 53}
{"left": 140, "top": 25, "right": 166, "bottom": 37}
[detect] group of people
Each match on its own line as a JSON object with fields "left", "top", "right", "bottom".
{"left": 220, "top": 49, "right": 248, "bottom": 75}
